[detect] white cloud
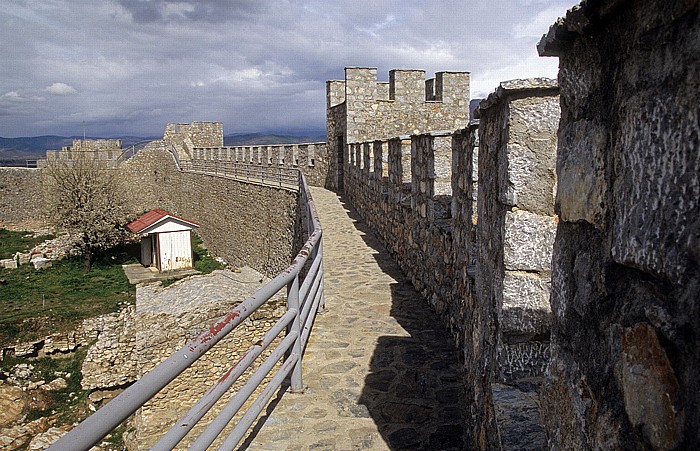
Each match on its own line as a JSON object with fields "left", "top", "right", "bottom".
{"left": 45, "top": 82, "right": 77, "bottom": 95}
{"left": 0, "top": 0, "right": 579, "bottom": 137}
{"left": 2, "top": 91, "right": 22, "bottom": 100}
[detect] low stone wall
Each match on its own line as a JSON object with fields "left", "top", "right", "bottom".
{"left": 0, "top": 168, "right": 44, "bottom": 230}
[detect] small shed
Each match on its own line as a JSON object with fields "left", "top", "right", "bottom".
{"left": 126, "top": 209, "right": 200, "bottom": 272}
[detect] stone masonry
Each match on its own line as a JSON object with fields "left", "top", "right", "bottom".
{"left": 326, "top": 67, "right": 470, "bottom": 190}
{"left": 538, "top": 0, "right": 700, "bottom": 449}
{"left": 471, "top": 79, "right": 559, "bottom": 449}
{"left": 118, "top": 140, "right": 298, "bottom": 277}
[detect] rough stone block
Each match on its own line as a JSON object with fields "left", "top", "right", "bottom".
{"left": 555, "top": 119, "right": 607, "bottom": 227}
{"left": 504, "top": 210, "right": 556, "bottom": 272}
{"left": 611, "top": 95, "right": 699, "bottom": 284}
{"left": 1, "top": 258, "right": 17, "bottom": 269}
{"left": 31, "top": 257, "right": 52, "bottom": 270}
{"left": 16, "top": 253, "right": 31, "bottom": 265}
{"left": 503, "top": 96, "right": 558, "bottom": 215}
{"left": 501, "top": 272, "right": 551, "bottom": 337}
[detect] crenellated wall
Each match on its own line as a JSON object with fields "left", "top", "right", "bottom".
{"left": 326, "top": 67, "right": 471, "bottom": 190}
{"left": 339, "top": 78, "right": 560, "bottom": 449}
{"left": 190, "top": 142, "right": 329, "bottom": 187}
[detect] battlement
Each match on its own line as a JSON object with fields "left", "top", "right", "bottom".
{"left": 328, "top": 67, "right": 470, "bottom": 104}
{"left": 70, "top": 139, "right": 122, "bottom": 151}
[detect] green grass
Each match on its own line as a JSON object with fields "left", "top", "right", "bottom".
{"left": 0, "top": 233, "right": 137, "bottom": 346}
{"left": 192, "top": 232, "right": 224, "bottom": 274}
{"left": 0, "top": 229, "right": 53, "bottom": 259}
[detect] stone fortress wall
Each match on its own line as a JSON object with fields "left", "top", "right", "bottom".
{"left": 326, "top": 0, "right": 698, "bottom": 448}
{"left": 338, "top": 76, "right": 560, "bottom": 448}
{"left": 0, "top": 0, "right": 697, "bottom": 448}
{"left": 118, "top": 140, "right": 299, "bottom": 277}
{"left": 39, "top": 139, "right": 124, "bottom": 168}
{"left": 326, "top": 68, "right": 471, "bottom": 190}
{"left": 537, "top": 1, "right": 700, "bottom": 449}
{"left": 189, "top": 141, "right": 329, "bottom": 188}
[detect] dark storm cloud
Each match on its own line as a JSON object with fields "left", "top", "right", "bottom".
{"left": 0, "top": 0, "right": 577, "bottom": 137}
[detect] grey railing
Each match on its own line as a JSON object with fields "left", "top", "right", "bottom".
{"left": 114, "top": 140, "right": 157, "bottom": 165}
{"left": 182, "top": 159, "right": 300, "bottom": 191}
{"left": 50, "top": 168, "right": 323, "bottom": 450}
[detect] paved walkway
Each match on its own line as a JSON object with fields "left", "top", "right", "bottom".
{"left": 243, "top": 188, "right": 465, "bottom": 450}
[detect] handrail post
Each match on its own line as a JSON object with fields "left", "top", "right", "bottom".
{"left": 287, "top": 274, "right": 304, "bottom": 392}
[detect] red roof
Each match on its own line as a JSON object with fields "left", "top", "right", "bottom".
{"left": 126, "top": 209, "right": 200, "bottom": 234}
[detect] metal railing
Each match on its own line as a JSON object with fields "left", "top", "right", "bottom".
{"left": 50, "top": 165, "right": 323, "bottom": 450}
{"left": 114, "top": 140, "right": 157, "bottom": 165}
{"left": 182, "top": 159, "right": 300, "bottom": 191}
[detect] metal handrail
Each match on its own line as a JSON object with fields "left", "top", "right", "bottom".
{"left": 50, "top": 166, "right": 323, "bottom": 450}
{"left": 182, "top": 159, "right": 300, "bottom": 191}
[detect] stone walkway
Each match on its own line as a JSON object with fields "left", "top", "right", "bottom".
{"left": 242, "top": 188, "right": 465, "bottom": 450}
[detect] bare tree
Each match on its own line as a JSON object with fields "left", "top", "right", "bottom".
{"left": 43, "top": 154, "right": 130, "bottom": 273}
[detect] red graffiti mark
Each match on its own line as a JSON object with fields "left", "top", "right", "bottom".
{"left": 200, "top": 310, "right": 241, "bottom": 343}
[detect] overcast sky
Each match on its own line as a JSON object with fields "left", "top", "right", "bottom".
{"left": 0, "top": 0, "right": 577, "bottom": 138}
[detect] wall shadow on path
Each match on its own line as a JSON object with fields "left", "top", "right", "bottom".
{"left": 337, "top": 195, "right": 466, "bottom": 450}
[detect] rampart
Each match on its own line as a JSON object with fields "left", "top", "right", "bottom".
{"left": 190, "top": 141, "right": 328, "bottom": 187}
{"left": 119, "top": 141, "right": 299, "bottom": 277}
{"left": 0, "top": 168, "right": 43, "bottom": 230}
{"left": 39, "top": 139, "right": 123, "bottom": 168}
{"left": 340, "top": 78, "right": 560, "bottom": 448}
{"left": 326, "top": 68, "right": 470, "bottom": 190}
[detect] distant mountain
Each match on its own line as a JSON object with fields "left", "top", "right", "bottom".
{"left": 224, "top": 133, "right": 326, "bottom": 146}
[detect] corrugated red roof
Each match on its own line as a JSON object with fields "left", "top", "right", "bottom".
{"left": 126, "top": 209, "right": 200, "bottom": 234}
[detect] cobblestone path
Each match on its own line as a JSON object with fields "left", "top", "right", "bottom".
{"left": 243, "top": 188, "right": 465, "bottom": 450}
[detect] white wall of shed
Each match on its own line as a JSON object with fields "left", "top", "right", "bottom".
{"left": 157, "top": 230, "right": 193, "bottom": 271}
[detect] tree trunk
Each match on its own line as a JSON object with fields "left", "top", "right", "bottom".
{"left": 83, "top": 249, "right": 92, "bottom": 274}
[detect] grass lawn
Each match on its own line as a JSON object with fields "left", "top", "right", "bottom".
{"left": 0, "top": 228, "right": 53, "bottom": 259}
{"left": 0, "top": 230, "right": 137, "bottom": 346}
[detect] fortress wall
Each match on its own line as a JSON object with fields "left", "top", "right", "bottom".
{"left": 538, "top": 1, "right": 700, "bottom": 448}
{"left": 191, "top": 142, "right": 330, "bottom": 188}
{"left": 119, "top": 143, "right": 298, "bottom": 277}
{"left": 0, "top": 168, "right": 44, "bottom": 230}
{"left": 341, "top": 80, "right": 559, "bottom": 448}
{"left": 326, "top": 67, "right": 470, "bottom": 191}
{"left": 471, "top": 80, "right": 559, "bottom": 448}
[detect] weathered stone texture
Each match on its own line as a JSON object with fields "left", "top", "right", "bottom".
{"left": 0, "top": 168, "right": 44, "bottom": 230}
{"left": 473, "top": 79, "right": 559, "bottom": 448}
{"left": 326, "top": 67, "right": 470, "bottom": 191}
{"left": 539, "top": 0, "right": 699, "bottom": 449}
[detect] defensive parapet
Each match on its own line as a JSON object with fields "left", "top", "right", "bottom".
{"left": 190, "top": 142, "right": 328, "bottom": 187}
{"left": 40, "top": 139, "right": 123, "bottom": 168}
{"left": 326, "top": 67, "right": 470, "bottom": 190}
{"left": 164, "top": 121, "right": 223, "bottom": 159}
